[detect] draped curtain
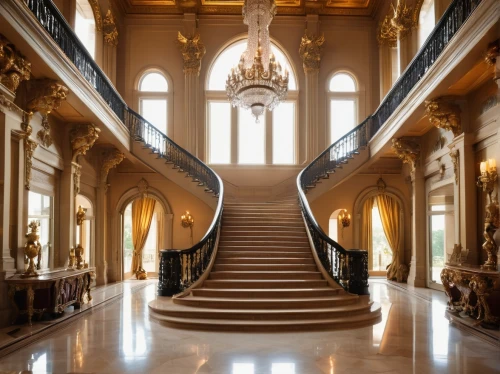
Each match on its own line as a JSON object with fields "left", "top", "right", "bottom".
{"left": 376, "top": 194, "right": 401, "bottom": 280}
{"left": 131, "top": 197, "right": 156, "bottom": 276}
{"left": 361, "top": 197, "right": 374, "bottom": 270}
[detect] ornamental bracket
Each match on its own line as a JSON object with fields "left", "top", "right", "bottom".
{"left": 299, "top": 30, "right": 325, "bottom": 73}
{"left": 425, "top": 97, "right": 462, "bottom": 137}
{"left": 177, "top": 32, "right": 206, "bottom": 75}
{"left": 391, "top": 137, "right": 420, "bottom": 177}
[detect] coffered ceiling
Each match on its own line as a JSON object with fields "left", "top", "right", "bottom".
{"left": 115, "top": 0, "right": 379, "bottom": 16}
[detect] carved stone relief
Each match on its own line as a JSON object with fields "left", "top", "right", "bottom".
{"left": 103, "top": 9, "right": 118, "bottom": 46}
{"left": 425, "top": 97, "right": 462, "bottom": 137}
{"left": 391, "top": 137, "right": 420, "bottom": 177}
{"left": 137, "top": 178, "right": 150, "bottom": 197}
{"left": 70, "top": 123, "right": 101, "bottom": 162}
{"left": 449, "top": 149, "right": 459, "bottom": 185}
{"left": 177, "top": 32, "right": 206, "bottom": 75}
{"left": 100, "top": 147, "right": 125, "bottom": 189}
{"left": 0, "top": 34, "right": 31, "bottom": 93}
{"left": 23, "top": 119, "right": 38, "bottom": 190}
{"left": 299, "top": 31, "right": 325, "bottom": 73}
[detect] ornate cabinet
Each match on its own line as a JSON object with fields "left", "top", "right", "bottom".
{"left": 6, "top": 268, "right": 95, "bottom": 325}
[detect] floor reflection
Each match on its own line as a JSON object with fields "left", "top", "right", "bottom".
{"left": 0, "top": 280, "right": 498, "bottom": 374}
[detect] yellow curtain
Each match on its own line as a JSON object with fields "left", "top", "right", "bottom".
{"left": 376, "top": 194, "right": 401, "bottom": 281}
{"left": 156, "top": 210, "right": 165, "bottom": 268}
{"left": 131, "top": 197, "right": 156, "bottom": 276}
{"left": 361, "top": 197, "right": 374, "bottom": 270}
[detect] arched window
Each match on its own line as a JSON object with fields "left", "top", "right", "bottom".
{"left": 418, "top": 0, "right": 435, "bottom": 49}
{"left": 137, "top": 71, "right": 171, "bottom": 136}
{"left": 328, "top": 72, "right": 358, "bottom": 144}
{"left": 75, "top": 0, "right": 96, "bottom": 58}
{"left": 206, "top": 39, "right": 298, "bottom": 165}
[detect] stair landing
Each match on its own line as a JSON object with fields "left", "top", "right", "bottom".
{"left": 149, "top": 199, "right": 381, "bottom": 331}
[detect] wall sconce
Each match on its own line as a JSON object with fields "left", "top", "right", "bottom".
{"left": 181, "top": 211, "right": 194, "bottom": 245}
{"left": 476, "top": 158, "right": 499, "bottom": 270}
{"left": 338, "top": 209, "right": 351, "bottom": 239}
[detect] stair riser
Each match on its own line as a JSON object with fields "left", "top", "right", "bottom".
{"left": 191, "top": 289, "right": 341, "bottom": 298}
{"left": 224, "top": 214, "right": 303, "bottom": 219}
{"left": 216, "top": 252, "right": 313, "bottom": 258}
{"left": 215, "top": 258, "right": 315, "bottom": 264}
{"left": 209, "top": 272, "right": 322, "bottom": 280}
{"left": 174, "top": 298, "right": 358, "bottom": 309}
{"left": 220, "top": 231, "right": 307, "bottom": 237}
{"left": 222, "top": 227, "right": 305, "bottom": 232}
{"left": 222, "top": 222, "right": 305, "bottom": 227}
{"left": 217, "top": 247, "right": 311, "bottom": 252}
{"left": 202, "top": 280, "right": 328, "bottom": 289}
{"left": 213, "top": 265, "right": 317, "bottom": 272}
{"left": 153, "top": 307, "right": 371, "bottom": 321}
{"left": 219, "top": 241, "right": 309, "bottom": 247}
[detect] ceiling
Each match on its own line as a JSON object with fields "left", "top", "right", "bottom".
{"left": 115, "top": 0, "right": 379, "bottom": 16}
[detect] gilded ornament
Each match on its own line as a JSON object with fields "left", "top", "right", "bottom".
{"left": 75, "top": 244, "right": 85, "bottom": 270}
{"left": 484, "top": 39, "right": 500, "bottom": 66}
{"left": 376, "top": 177, "right": 386, "bottom": 193}
{"left": 103, "top": 9, "right": 118, "bottom": 46}
{"left": 37, "top": 115, "right": 53, "bottom": 148}
{"left": 177, "top": 32, "right": 206, "bottom": 75}
{"left": 22, "top": 221, "right": 42, "bottom": 278}
{"left": 24, "top": 137, "right": 38, "bottom": 190}
{"left": 76, "top": 205, "right": 87, "bottom": 226}
{"left": 137, "top": 178, "right": 150, "bottom": 197}
{"left": 0, "top": 34, "right": 31, "bottom": 93}
{"left": 25, "top": 79, "right": 68, "bottom": 115}
{"left": 73, "top": 162, "right": 82, "bottom": 197}
{"left": 88, "top": 0, "right": 103, "bottom": 31}
{"left": 101, "top": 148, "right": 125, "bottom": 183}
{"left": 299, "top": 31, "right": 325, "bottom": 73}
{"left": 449, "top": 149, "right": 459, "bottom": 185}
{"left": 390, "top": 0, "right": 413, "bottom": 39}
{"left": 377, "top": 15, "right": 397, "bottom": 47}
{"left": 70, "top": 123, "right": 101, "bottom": 162}
{"left": 391, "top": 137, "right": 420, "bottom": 175}
{"left": 0, "top": 93, "right": 25, "bottom": 116}
{"left": 425, "top": 97, "right": 462, "bottom": 137}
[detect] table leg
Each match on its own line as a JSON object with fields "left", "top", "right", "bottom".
{"left": 26, "top": 286, "right": 34, "bottom": 326}
{"left": 8, "top": 285, "right": 19, "bottom": 324}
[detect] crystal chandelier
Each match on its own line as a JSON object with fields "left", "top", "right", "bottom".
{"left": 226, "top": 0, "right": 289, "bottom": 122}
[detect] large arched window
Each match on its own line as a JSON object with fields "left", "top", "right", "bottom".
{"left": 418, "top": 0, "right": 435, "bottom": 49}
{"left": 206, "top": 39, "right": 298, "bottom": 165}
{"left": 327, "top": 72, "right": 358, "bottom": 144}
{"left": 75, "top": 0, "right": 96, "bottom": 58}
{"left": 137, "top": 71, "right": 171, "bottom": 136}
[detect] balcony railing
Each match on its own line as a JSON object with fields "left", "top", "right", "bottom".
{"left": 298, "top": 0, "right": 482, "bottom": 295}
{"left": 21, "top": 0, "right": 224, "bottom": 296}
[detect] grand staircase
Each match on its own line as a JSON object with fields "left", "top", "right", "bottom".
{"left": 149, "top": 198, "right": 381, "bottom": 331}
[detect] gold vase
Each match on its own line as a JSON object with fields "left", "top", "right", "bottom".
{"left": 22, "top": 221, "right": 41, "bottom": 278}
{"left": 75, "top": 244, "right": 84, "bottom": 270}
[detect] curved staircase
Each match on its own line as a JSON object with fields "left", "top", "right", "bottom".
{"left": 149, "top": 199, "right": 381, "bottom": 331}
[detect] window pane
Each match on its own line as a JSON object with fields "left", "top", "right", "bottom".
{"left": 141, "top": 99, "right": 167, "bottom": 135}
{"left": 209, "top": 102, "right": 231, "bottom": 164}
{"left": 418, "top": 0, "right": 435, "bottom": 48}
{"left": 75, "top": 0, "right": 96, "bottom": 59}
{"left": 143, "top": 213, "right": 157, "bottom": 273}
{"left": 272, "top": 102, "right": 295, "bottom": 164}
{"left": 238, "top": 108, "right": 265, "bottom": 164}
{"left": 123, "top": 204, "right": 133, "bottom": 273}
{"left": 330, "top": 99, "right": 355, "bottom": 144}
{"left": 27, "top": 191, "right": 52, "bottom": 270}
{"left": 430, "top": 215, "right": 445, "bottom": 284}
{"left": 329, "top": 73, "right": 356, "bottom": 92}
{"left": 140, "top": 73, "right": 168, "bottom": 92}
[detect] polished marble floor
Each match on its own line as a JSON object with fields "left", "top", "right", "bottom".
{"left": 0, "top": 280, "right": 498, "bottom": 374}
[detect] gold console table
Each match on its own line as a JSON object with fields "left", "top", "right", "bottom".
{"left": 441, "top": 264, "right": 500, "bottom": 329}
{"left": 6, "top": 267, "right": 95, "bottom": 325}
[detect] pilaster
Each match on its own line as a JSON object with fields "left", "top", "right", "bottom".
{"left": 102, "top": 9, "right": 118, "bottom": 85}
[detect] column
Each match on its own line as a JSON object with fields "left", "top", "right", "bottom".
{"left": 102, "top": 9, "right": 118, "bottom": 85}
{"left": 299, "top": 16, "right": 324, "bottom": 160}
{"left": 177, "top": 20, "right": 206, "bottom": 156}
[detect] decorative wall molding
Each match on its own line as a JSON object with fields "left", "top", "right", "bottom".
{"left": 391, "top": 137, "right": 420, "bottom": 176}
{"left": 137, "top": 178, "right": 150, "bottom": 197}
{"left": 425, "top": 97, "right": 462, "bottom": 137}
{"left": 0, "top": 34, "right": 31, "bottom": 94}
{"left": 299, "top": 31, "right": 324, "bottom": 73}
{"left": 100, "top": 147, "right": 125, "bottom": 185}
{"left": 88, "top": 0, "right": 103, "bottom": 31}
{"left": 0, "top": 93, "right": 24, "bottom": 116}
{"left": 103, "top": 9, "right": 118, "bottom": 46}
{"left": 449, "top": 148, "right": 459, "bottom": 185}
{"left": 70, "top": 123, "right": 101, "bottom": 162}
{"left": 23, "top": 124, "right": 38, "bottom": 190}
{"left": 177, "top": 32, "right": 206, "bottom": 75}
{"left": 73, "top": 162, "right": 82, "bottom": 196}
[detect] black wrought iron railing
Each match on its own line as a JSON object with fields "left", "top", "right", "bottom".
{"left": 22, "top": 0, "right": 224, "bottom": 296}
{"left": 298, "top": 0, "right": 482, "bottom": 295}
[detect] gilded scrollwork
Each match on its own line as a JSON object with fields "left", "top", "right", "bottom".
{"left": 22, "top": 115, "right": 39, "bottom": 190}
{"left": 377, "top": 14, "right": 397, "bottom": 47}
{"left": 26, "top": 79, "right": 69, "bottom": 115}
{"left": 88, "top": 0, "right": 103, "bottom": 32}
{"left": 484, "top": 39, "right": 500, "bottom": 66}
{"left": 449, "top": 148, "right": 459, "bottom": 185}
{"left": 425, "top": 97, "right": 462, "bottom": 137}
{"left": 70, "top": 123, "right": 101, "bottom": 162}
{"left": 101, "top": 148, "right": 125, "bottom": 184}
{"left": 103, "top": 9, "right": 118, "bottom": 46}
{"left": 0, "top": 34, "right": 31, "bottom": 93}
{"left": 390, "top": 0, "right": 413, "bottom": 39}
{"left": 391, "top": 137, "right": 420, "bottom": 176}
{"left": 73, "top": 162, "right": 82, "bottom": 197}
{"left": 299, "top": 31, "right": 325, "bottom": 73}
{"left": 177, "top": 32, "right": 206, "bottom": 75}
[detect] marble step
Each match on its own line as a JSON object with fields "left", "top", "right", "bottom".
{"left": 224, "top": 206, "right": 301, "bottom": 212}
{"left": 173, "top": 295, "right": 359, "bottom": 309}
{"left": 216, "top": 252, "right": 313, "bottom": 260}
{"left": 223, "top": 212, "right": 303, "bottom": 218}
{"left": 222, "top": 226, "right": 305, "bottom": 232}
{"left": 219, "top": 240, "right": 310, "bottom": 247}
{"left": 208, "top": 271, "right": 323, "bottom": 280}
{"left": 217, "top": 246, "right": 311, "bottom": 252}
{"left": 222, "top": 221, "right": 305, "bottom": 227}
{"left": 191, "top": 287, "right": 342, "bottom": 298}
{"left": 202, "top": 279, "right": 329, "bottom": 289}
{"left": 213, "top": 264, "right": 318, "bottom": 272}
{"left": 219, "top": 230, "right": 307, "bottom": 237}
{"left": 149, "top": 304, "right": 382, "bottom": 332}
{"left": 219, "top": 236, "right": 309, "bottom": 242}
{"left": 215, "top": 257, "right": 315, "bottom": 264}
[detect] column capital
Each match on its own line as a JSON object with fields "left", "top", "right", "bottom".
{"left": 425, "top": 96, "right": 462, "bottom": 137}
{"left": 299, "top": 31, "right": 324, "bottom": 73}
{"left": 177, "top": 32, "right": 206, "bottom": 75}
{"left": 103, "top": 9, "right": 118, "bottom": 47}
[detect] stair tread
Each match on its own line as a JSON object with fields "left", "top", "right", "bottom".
{"left": 194, "top": 287, "right": 339, "bottom": 292}
{"left": 180, "top": 295, "right": 357, "bottom": 302}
